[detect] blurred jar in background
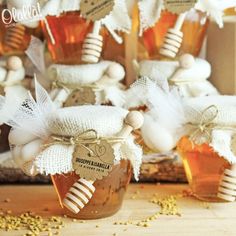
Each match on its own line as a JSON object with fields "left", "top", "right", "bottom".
{"left": 139, "top": 9, "right": 209, "bottom": 60}
{"left": 177, "top": 137, "right": 230, "bottom": 202}
{"left": 41, "top": 11, "right": 128, "bottom": 66}
{"left": 0, "top": 4, "right": 42, "bottom": 56}
{"left": 224, "top": 7, "right": 236, "bottom": 15}
{"left": 41, "top": 11, "right": 93, "bottom": 65}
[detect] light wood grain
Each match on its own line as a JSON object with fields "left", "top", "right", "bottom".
{"left": 0, "top": 184, "right": 236, "bottom": 236}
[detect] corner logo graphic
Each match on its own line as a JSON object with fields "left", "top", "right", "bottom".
{"left": 2, "top": 3, "right": 43, "bottom": 26}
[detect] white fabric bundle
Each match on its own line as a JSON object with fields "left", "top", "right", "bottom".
{"left": 126, "top": 77, "right": 186, "bottom": 153}
{"left": 0, "top": 57, "right": 28, "bottom": 125}
{"left": 48, "top": 61, "right": 126, "bottom": 107}
{"left": 183, "top": 96, "right": 236, "bottom": 126}
{"left": 183, "top": 96, "right": 236, "bottom": 163}
{"left": 47, "top": 61, "right": 116, "bottom": 84}
{"left": 195, "top": 0, "right": 236, "bottom": 28}
{"left": 138, "top": 0, "right": 236, "bottom": 34}
{"left": 138, "top": 0, "right": 163, "bottom": 36}
{"left": 126, "top": 77, "right": 236, "bottom": 164}
{"left": 7, "top": 81, "right": 142, "bottom": 180}
{"left": 137, "top": 59, "right": 219, "bottom": 98}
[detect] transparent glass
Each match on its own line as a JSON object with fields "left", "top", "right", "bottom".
{"left": 177, "top": 137, "right": 230, "bottom": 202}
{"left": 139, "top": 9, "right": 209, "bottom": 60}
{"left": 41, "top": 11, "right": 126, "bottom": 66}
{"left": 41, "top": 11, "right": 93, "bottom": 65}
{"left": 52, "top": 160, "right": 131, "bottom": 219}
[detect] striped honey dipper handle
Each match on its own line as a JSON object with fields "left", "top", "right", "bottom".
{"left": 62, "top": 111, "right": 144, "bottom": 214}
{"left": 218, "top": 164, "right": 236, "bottom": 202}
{"left": 81, "top": 21, "right": 103, "bottom": 64}
{"left": 159, "top": 12, "right": 187, "bottom": 58}
{"left": 4, "top": 24, "right": 26, "bottom": 50}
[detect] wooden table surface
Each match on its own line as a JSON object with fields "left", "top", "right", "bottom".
{"left": 0, "top": 184, "right": 235, "bottom": 236}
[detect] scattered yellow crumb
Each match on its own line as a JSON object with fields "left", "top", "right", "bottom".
{"left": 0, "top": 211, "right": 65, "bottom": 235}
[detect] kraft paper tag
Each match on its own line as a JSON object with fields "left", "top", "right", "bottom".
{"left": 64, "top": 87, "right": 96, "bottom": 106}
{"left": 72, "top": 140, "right": 115, "bottom": 181}
{"left": 80, "top": 0, "right": 115, "bottom": 21}
{"left": 164, "top": 0, "right": 197, "bottom": 14}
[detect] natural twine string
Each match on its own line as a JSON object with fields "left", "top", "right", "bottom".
{"left": 43, "top": 129, "right": 125, "bottom": 153}
{"left": 52, "top": 80, "right": 102, "bottom": 93}
{"left": 188, "top": 105, "right": 236, "bottom": 144}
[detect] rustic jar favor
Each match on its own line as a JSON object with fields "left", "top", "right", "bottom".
{"left": 52, "top": 159, "right": 132, "bottom": 219}
{"left": 177, "top": 136, "right": 231, "bottom": 202}
{"left": 47, "top": 61, "right": 126, "bottom": 108}
{"left": 177, "top": 97, "right": 236, "bottom": 202}
{"left": 138, "top": 9, "right": 208, "bottom": 60}
{"left": 7, "top": 84, "right": 143, "bottom": 219}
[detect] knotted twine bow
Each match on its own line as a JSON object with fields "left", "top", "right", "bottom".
{"left": 188, "top": 105, "right": 219, "bottom": 145}
{"left": 52, "top": 80, "right": 102, "bottom": 93}
{"left": 44, "top": 129, "right": 125, "bottom": 156}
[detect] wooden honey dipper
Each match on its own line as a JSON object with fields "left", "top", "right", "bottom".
{"left": 81, "top": 21, "right": 103, "bottom": 64}
{"left": 4, "top": 24, "right": 26, "bottom": 50}
{"left": 169, "top": 54, "right": 195, "bottom": 83}
{"left": 62, "top": 111, "right": 144, "bottom": 214}
{"left": 159, "top": 12, "right": 187, "bottom": 58}
{"left": 218, "top": 164, "right": 236, "bottom": 202}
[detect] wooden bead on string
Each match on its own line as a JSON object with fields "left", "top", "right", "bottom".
{"left": 218, "top": 164, "right": 236, "bottom": 202}
{"left": 159, "top": 13, "right": 187, "bottom": 58}
{"left": 169, "top": 54, "right": 195, "bottom": 82}
{"left": 62, "top": 111, "right": 144, "bottom": 214}
{"left": 81, "top": 21, "right": 103, "bottom": 64}
{"left": 7, "top": 56, "right": 23, "bottom": 71}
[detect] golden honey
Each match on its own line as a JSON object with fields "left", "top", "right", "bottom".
{"left": 177, "top": 137, "right": 230, "bottom": 202}
{"left": 41, "top": 12, "right": 93, "bottom": 65}
{"left": 224, "top": 7, "right": 236, "bottom": 15}
{"left": 0, "top": 5, "right": 42, "bottom": 56}
{"left": 140, "top": 10, "right": 209, "bottom": 60}
{"left": 41, "top": 11, "right": 127, "bottom": 65}
{"left": 52, "top": 160, "right": 131, "bottom": 219}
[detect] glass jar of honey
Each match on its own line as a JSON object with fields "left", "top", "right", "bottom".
{"left": 177, "top": 136, "right": 230, "bottom": 202}
{"left": 41, "top": 12, "right": 92, "bottom": 65}
{"left": 139, "top": 9, "right": 209, "bottom": 60}
{"left": 41, "top": 11, "right": 127, "bottom": 66}
{"left": 0, "top": 5, "right": 42, "bottom": 56}
{"left": 52, "top": 160, "right": 131, "bottom": 219}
